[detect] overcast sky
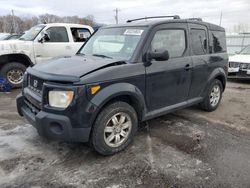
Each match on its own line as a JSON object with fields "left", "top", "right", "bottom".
{"left": 0, "top": 0, "right": 249, "bottom": 31}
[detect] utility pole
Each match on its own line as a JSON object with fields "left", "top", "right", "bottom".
{"left": 219, "top": 11, "right": 223, "bottom": 26}
{"left": 114, "top": 8, "right": 120, "bottom": 24}
{"left": 11, "top": 10, "right": 15, "bottom": 34}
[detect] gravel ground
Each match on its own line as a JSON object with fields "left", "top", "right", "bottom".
{"left": 0, "top": 80, "right": 249, "bottom": 188}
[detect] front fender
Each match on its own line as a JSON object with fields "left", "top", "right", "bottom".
{"left": 88, "top": 82, "right": 147, "bottom": 119}
{"left": 0, "top": 42, "right": 35, "bottom": 63}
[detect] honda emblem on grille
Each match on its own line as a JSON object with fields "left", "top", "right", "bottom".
{"left": 33, "top": 80, "right": 38, "bottom": 88}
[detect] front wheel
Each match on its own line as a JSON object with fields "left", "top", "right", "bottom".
{"left": 0, "top": 62, "right": 26, "bottom": 88}
{"left": 91, "top": 101, "right": 138, "bottom": 155}
{"left": 200, "top": 79, "right": 223, "bottom": 112}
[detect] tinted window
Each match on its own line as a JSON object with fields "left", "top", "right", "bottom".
{"left": 191, "top": 29, "right": 207, "bottom": 55}
{"left": 151, "top": 29, "right": 186, "bottom": 58}
{"left": 46, "top": 27, "right": 69, "bottom": 42}
{"left": 211, "top": 31, "right": 226, "bottom": 53}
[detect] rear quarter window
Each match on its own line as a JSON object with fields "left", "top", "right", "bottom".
{"left": 210, "top": 31, "right": 227, "bottom": 53}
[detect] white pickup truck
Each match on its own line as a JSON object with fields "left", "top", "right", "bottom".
{"left": 0, "top": 23, "right": 94, "bottom": 87}
{"left": 228, "top": 45, "right": 250, "bottom": 79}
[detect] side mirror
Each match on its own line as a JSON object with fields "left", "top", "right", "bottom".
{"left": 38, "top": 31, "right": 50, "bottom": 43}
{"left": 145, "top": 49, "right": 170, "bottom": 62}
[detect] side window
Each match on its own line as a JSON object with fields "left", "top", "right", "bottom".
{"left": 71, "top": 28, "right": 91, "bottom": 42}
{"left": 46, "top": 27, "right": 69, "bottom": 42}
{"left": 151, "top": 29, "right": 186, "bottom": 58}
{"left": 191, "top": 29, "right": 207, "bottom": 55}
{"left": 211, "top": 31, "right": 227, "bottom": 53}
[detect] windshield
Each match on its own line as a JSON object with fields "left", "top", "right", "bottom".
{"left": 19, "top": 25, "right": 45, "bottom": 41}
{"left": 240, "top": 46, "right": 250, "bottom": 55}
{"left": 79, "top": 27, "right": 145, "bottom": 61}
{"left": 0, "top": 34, "right": 10, "bottom": 40}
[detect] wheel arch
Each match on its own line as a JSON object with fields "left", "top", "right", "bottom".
{"left": 0, "top": 54, "right": 34, "bottom": 70}
{"left": 89, "top": 83, "right": 147, "bottom": 124}
{"left": 202, "top": 67, "right": 227, "bottom": 97}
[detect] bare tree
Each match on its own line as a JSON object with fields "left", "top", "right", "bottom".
{"left": 0, "top": 14, "right": 96, "bottom": 33}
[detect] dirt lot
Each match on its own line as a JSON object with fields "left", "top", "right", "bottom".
{"left": 0, "top": 80, "right": 250, "bottom": 188}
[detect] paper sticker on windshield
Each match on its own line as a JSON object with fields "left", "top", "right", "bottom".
{"left": 124, "top": 29, "right": 144, "bottom": 36}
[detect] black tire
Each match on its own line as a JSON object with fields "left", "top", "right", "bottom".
{"left": 200, "top": 79, "right": 223, "bottom": 112}
{"left": 91, "top": 101, "right": 138, "bottom": 155}
{"left": 0, "top": 62, "right": 26, "bottom": 88}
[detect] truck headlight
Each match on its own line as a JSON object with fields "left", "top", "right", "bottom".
{"left": 48, "top": 90, "right": 74, "bottom": 108}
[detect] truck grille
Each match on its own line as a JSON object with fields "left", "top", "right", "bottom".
{"left": 28, "top": 74, "right": 43, "bottom": 95}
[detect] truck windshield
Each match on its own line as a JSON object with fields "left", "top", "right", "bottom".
{"left": 79, "top": 27, "right": 145, "bottom": 61}
{"left": 19, "top": 25, "right": 45, "bottom": 41}
{"left": 240, "top": 46, "right": 250, "bottom": 55}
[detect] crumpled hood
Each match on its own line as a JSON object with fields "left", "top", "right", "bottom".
{"left": 229, "top": 55, "right": 250, "bottom": 64}
{"left": 33, "top": 55, "right": 125, "bottom": 78}
{"left": 0, "top": 40, "right": 32, "bottom": 52}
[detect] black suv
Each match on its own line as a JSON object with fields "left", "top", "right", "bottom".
{"left": 17, "top": 16, "right": 228, "bottom": 155}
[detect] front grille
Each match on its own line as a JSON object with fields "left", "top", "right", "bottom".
{"left": 239, "top": 63, "right": 250, "bottom": 70}
{"left": 24, "top": 99, "right": 40, "bottom": 115}
{"left": 229, "top": 62, "right": 250, "bottom": 70}
{"left": 28, "top": 74, "right": 44, "bottom": 95}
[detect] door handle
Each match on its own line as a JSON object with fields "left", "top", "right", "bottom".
{"left": 184, "top": 64, "right": 192, "bottom": 71}
{"left": 66, "top": 46, "right": 71, "bottom": 50}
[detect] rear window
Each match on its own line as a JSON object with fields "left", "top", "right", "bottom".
{"left": 210, "top": 31, "right": 227, "bottom": 53}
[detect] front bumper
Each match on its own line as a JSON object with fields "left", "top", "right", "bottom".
{"left": 228, "top": 69, "right": 250, "bottom": 79}
{"left": 16, "top": 94, "right": 91, "bottom": 142}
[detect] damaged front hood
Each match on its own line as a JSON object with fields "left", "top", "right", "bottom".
{"left": 33, "top": 55, "right": 126, "bottom": 78}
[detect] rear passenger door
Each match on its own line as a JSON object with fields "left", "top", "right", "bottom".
{"left": 69, "top": 27, "right": 92, "bottom": 54}
{"left": 187, "top": 24, "right": 210, "bottom": 99}
{"left": 145, "top": 23, "right": 192, "bottom": 111}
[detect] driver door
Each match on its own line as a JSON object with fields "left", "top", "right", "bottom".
{"left": 34, "top": 26, "right": 73, "bottom": 63}
{"left": 145, "top": 23, "right": 192, "bottom": 111}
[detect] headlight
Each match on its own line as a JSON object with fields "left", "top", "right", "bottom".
{"left": 48, "top": 90, "right": 74, "bottom": 108}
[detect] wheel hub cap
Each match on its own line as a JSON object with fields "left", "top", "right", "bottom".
{"left": 7, "top": 69, "right": 24, "bottom": 85}
{"left": 104, "top": 112, "right": 132, "bottom": 148}
{"left": 210, "top": 84, "right": 221, "bottom": 107}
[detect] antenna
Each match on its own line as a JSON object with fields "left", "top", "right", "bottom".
{"left": 219, "top": 11, "right": 223, "bottom": 26}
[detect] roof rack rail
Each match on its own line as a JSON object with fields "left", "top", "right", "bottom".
{"left": 127, "top": 15, "right": 180, "bottom": 23}
{"left": 187, "top": 18, "right": 203, "bottom": 22}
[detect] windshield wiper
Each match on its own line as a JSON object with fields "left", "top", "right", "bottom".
{"left": 92, "top": 54, "right": 113, "bottom": 59}
{"left": 77, "top": 52, "right": 85, "bottom": 56}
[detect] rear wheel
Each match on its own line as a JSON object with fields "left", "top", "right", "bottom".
{"left": 200, "top": 79, "right": 223, "bottom": 112}
{"left": 0, "top": 62, "right": 26, "bottom": 88}
{"left": 91, "top": 101, "right": 138, "bottom": 155}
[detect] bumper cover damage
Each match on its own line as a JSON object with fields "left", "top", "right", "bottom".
{"left": 16, "top": 94, "right": 91, "bottom": 142}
